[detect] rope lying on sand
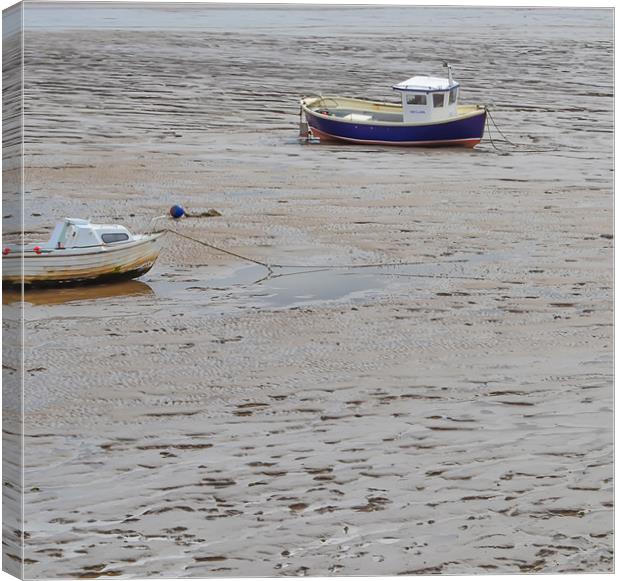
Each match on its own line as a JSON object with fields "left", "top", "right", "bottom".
{"left": 163, "top": 228, "right": 275, "bottom": 271}
{"left": 484, "top": 107, "right": 556, "bottom": 153}
{"left": 161, "top": 228, "right": 486, "bottom": 281}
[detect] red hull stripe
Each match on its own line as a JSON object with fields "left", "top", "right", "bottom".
{"left": 309, "top": 127, "right": 480, "bottom": 147}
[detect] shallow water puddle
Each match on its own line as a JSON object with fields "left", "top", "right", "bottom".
{"left": 151, "top": 264, "right": 397, "bottom": 308}
{"left": 8, "top": 250, "right": 505, "bottom": 313}
{"left": 11, "top": 263, "right": 426, "bottom": 311}
{"left": 10, "top": 249, "right": 526, "bottom": 311}
{"left": 223, "top": 266, "right": 392, "bottom": 307}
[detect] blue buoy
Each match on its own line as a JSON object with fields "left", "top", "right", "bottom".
{"left": 169, "top": 204, "right": 185, "bottom": 219}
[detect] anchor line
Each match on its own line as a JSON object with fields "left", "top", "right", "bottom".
{"left": 485, "top": 106, "right": 518, "bottom": 146}
{"left": 160, "top": 228, "right": 485, "bottom": 281}
{"left": 484, "top": 111, "right": 504, "bottom": 153}
{"left": 484, "top": 106, "right": 556, "bottom": 153}
{"left": 162, "top": 228, "right": 425, "bottom": 270}
{"left": 161, "top": 228, "right": 275, "bottom": 275}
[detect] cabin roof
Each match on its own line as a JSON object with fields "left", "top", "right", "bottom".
{"left": 45, "top": 218, "right": 133, "bottom": 249}
{"left": 64, "top": 218, "right": 128, "bottom": 233}
{"left": 65, "top": 217, "right": 90, "bottom": 226}
{"left": 393, "top": 75, "right": 458, "bottom": 92}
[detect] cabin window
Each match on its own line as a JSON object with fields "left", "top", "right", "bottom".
{"left": 433, "top": 93, "right": 445, "bottom": 108}
{"left": 449, "top": 87, "right": 458, "bottom": 104}
{"left": 406, "top": 94, "right": 427, "bottom": 105}
{"left": 101, "top": 233, "right": 129, "bottom": 244}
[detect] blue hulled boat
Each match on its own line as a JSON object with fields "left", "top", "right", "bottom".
{"left": 300, "top": 64, "right": 486, "bottom": 147}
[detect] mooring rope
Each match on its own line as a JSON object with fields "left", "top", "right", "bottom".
{"left": 163, "top": 227, "right": 425, "bottom": 270}
{"left": 484, "top": 111, "right": 505, "bottom": 153}
{"left": 162, "top": 228, "right": 275, "bottom": 274}
{"left": 486, "top": 107, "right": 518, "bottom": 146}
{"left": 484, "top": 106, "right": 556, "bottom": 153}
{"left": 161, "top": 228, "right": 485, "bottom": 281}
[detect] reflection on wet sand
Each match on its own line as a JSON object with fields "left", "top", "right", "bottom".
{"left": 3, "top": 279, "right": 153, "bottom": 306}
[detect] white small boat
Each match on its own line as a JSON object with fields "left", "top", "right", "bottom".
{"left": 2, "top": 218, "right": 164, "bottom": 286}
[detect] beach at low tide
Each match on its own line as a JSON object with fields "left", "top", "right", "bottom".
{"left": 3, "top": 4, "right": 613, "bottom": 577}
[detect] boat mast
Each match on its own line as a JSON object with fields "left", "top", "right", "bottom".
{"left": 443, "top": 61, "right": 453, "bottom": 85}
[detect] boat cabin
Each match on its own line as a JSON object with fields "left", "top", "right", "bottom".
{"left": 392, "top": 74, "right": 459, "bottom": 123}
{"left": 46, "top": 218, "right": 132, "bottom": 250}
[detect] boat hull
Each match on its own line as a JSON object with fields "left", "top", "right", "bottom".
{"left": 2, "top": 233, "right": 164, "bottom": 287}
{"left": 302, "top": 98, "right": 486, "bottom": 147}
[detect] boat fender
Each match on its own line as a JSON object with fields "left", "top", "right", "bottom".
{"left": 3, "top": 247, "right": 10, "bottom": 255}
{"left": 34, "top": 246, "right": 42, "bottom": 255}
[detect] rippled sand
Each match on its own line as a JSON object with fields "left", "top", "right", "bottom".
{"left": 3, "top": 5, "right": 613, "bottom": 578}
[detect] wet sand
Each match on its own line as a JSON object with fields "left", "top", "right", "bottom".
{"left": 4, "top": 5, "right": 613, "bottom": 577}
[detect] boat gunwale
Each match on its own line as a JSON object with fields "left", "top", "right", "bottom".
{"left": 2, "top": 231, "right": 165, "bottom": 260}
{"left": 300, "top": 95, "right": 486, "bottom": 127}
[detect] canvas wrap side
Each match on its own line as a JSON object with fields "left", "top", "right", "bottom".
{"left": 2, "top": 2, "right": 25, "bottom": 579}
